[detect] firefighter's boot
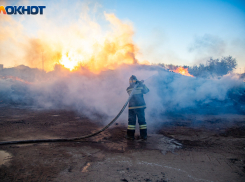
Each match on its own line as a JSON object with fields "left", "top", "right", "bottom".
{"left": 126, "top": 125, "right": 135, "bottom": 140}
{"left": 140, "top": 124, "right": 147, "bottom": 140}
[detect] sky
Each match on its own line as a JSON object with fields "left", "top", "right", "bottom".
{"left": 1, "top": 0, "right": 245, "bottom": 73}
{"left": 104, "top": 0, "right": 245, "bottom": 72}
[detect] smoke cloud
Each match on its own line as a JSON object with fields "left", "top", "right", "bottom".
{"left": 0, "top": 64, "right": 244, "bottom": 127}
{"left": 189, "top": 34, "right": 226, "bottom": 56}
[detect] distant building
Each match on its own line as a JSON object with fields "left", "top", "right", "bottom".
{"left": 0, "top": 64, "right": 3, "bottom": 70}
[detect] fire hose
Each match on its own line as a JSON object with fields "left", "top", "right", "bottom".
{"left": 0, "top": 74, "right": 157, "bottom": 145}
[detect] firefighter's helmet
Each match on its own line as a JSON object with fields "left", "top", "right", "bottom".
{"left": 129, "top": 75, "right": 137, "bottom": 85}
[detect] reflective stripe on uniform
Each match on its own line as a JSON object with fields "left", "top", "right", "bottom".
{"left": 127, "top": 90, "right": 142, "bottom": 95}
{"left": 128, "top": 105, "right": 146, "bottom": 109}
{"left": 127, "top": 87, "right": 144, "bottom": 95}
{"left": 139, "top": 124, "right": 147, "bottom": 129}
{"left": 127, "top": 87, "right": 143, "bottom": 92}
{"left": 127, "top": 125, "right": 136, "bottom": 130}
{"left": 129, "top": 80, "right": 136, "bottom": 83}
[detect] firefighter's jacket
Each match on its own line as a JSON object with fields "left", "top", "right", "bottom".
{"left": 127, "top": 82, "right": 150, "bottom": 109}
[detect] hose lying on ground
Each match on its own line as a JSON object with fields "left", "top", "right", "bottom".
{"left": 0, "top": 83, "right": 140, "bottom": 145}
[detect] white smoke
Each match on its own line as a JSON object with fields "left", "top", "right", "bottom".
{"left": 0, "top": 64, "right": 244, "bottom": 127}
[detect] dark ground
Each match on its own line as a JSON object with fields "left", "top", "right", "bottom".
{"left": 0, "top": 105, "right": 245, "bottom": 182}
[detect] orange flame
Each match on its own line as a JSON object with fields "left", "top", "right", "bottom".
{"left": 0, "top": 11, "right": 149, "bottom": 72}
{"left": 1, "top": 76, "right": 32, "bottom": 84}
{"left": 57, "top": 13, "right": 140, "bottom": 73}
{"left": 172, "top": 67, "right": 194, "bottom": 77}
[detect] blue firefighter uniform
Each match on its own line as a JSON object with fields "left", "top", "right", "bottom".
{"left": 126, "top": 75, "right": 149, "bottom": 140}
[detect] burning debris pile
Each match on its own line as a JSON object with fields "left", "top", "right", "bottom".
{"left": 0, "top": 64, "right": 244, "bottom": 123}
{"left": 0, "top": 8, "right": 244, "bottom": 122}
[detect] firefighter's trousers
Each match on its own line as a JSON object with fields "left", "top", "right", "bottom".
{"left": 127, "top": 108, "right": 147, "bottom": 138}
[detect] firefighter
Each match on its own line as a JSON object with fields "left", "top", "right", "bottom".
{"left": 126, "top": 75, "right": 150, "bottom": 140}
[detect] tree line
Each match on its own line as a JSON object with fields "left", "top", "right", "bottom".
{"left": 157, "top": 56, "right": 237, "bottom": 78}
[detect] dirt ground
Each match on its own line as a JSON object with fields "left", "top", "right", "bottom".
{"left": 0, "top": 105, "right": 245, "bottom": 182}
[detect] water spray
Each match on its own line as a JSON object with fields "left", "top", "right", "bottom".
{"left": 143, "top": 73, "right": 158, "bottom": 82}
{"left": 0, "top": 73, "right": 158, "bottom": 145}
